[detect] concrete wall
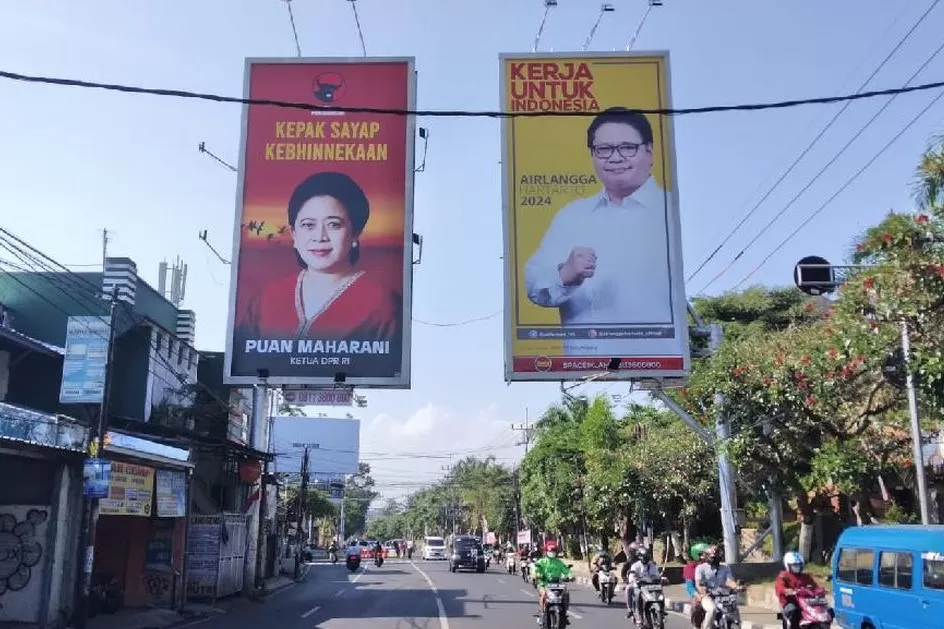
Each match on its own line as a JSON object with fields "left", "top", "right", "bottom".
{"left": 0, "top": 504, "right": 51, "bottom": 624}
{"left": 43, "top": 463, "right": 82, "bottom": 628}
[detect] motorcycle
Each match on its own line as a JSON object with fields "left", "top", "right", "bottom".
{"left": 346, "top": 554, "right": 361, "bottom": 573}
{"left": 375, "top": 553, "right": 384, "bottom": 567}
{"left": 778, "top": 586, "right": 833, "bottom": 628}
{"left": 537, "top": 576, "right": 572, "bottom": 629}
{"left": 506, "top": 552, "right": 518, "bottom": 574}
{"left": 705, "top": 586, "right": 741, "bottom": 629}
{"left": 521, "top": 557, "right": 531, "bottom": 582}
{"left": 635, "top": 576, "right": 666, "bottom": 629}
{"left": 329, "top": 549, "right": 338, "bottom": 564}
{"left": 597, "top": 565, "right": 617, "bottom": 605}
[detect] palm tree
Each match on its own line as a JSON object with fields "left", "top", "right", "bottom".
{"left": 913, "top": 135, "right": 944, "bottom": 211}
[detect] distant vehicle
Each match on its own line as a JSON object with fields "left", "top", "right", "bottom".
{"left": 449, "top": 535, "right": 486, "bottom": 573}
{"left": 423, "top": 536, "right": 446, "bottom": 561}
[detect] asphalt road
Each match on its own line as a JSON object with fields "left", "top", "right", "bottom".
{"left": 189, "top": 559, "right": 695, "bottom": 629}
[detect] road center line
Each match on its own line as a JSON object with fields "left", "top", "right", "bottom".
{"left": 519, "top": 588, "right": 535, "bottom": 598}
{"left": 300, "top": 605, "right": 320, "bottom": 618}
{"left": 410, "top": 560, "right": 451, "bottom": 629}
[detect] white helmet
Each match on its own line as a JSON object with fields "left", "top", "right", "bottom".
{"left": 784, "top": 551, "right": 804, "bottom": 574}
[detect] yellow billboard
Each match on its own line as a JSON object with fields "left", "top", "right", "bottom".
{"left": 99, "top": 461, "right": 155, "bottom": 516}
{"left": 500, "top": 53, "right": 690, "bottom": 382}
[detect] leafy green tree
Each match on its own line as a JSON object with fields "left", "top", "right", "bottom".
{"left": 343, "top": 462, "right": 378, "bottom": 537}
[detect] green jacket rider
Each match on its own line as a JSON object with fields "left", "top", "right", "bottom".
{"left": 533, "top": 543, "right": 573, "bottom": 617}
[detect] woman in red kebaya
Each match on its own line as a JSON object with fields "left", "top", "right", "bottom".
{"left": 239, "top": 171, "right": 400, "bottom": 341}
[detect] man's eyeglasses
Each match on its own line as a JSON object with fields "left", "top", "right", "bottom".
{"left": 590, "top": 143, "right": 643, "bottom": 159}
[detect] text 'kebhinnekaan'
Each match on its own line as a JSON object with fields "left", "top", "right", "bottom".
{"left": 265, "top": 120, "right": 388, "bottom": 161}
{"left": 244, "top": 339, "right": 390, "bottom": 354}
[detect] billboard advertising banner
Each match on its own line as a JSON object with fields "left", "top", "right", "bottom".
{"left": 224, "top": 58, "right": 416, "bottom": 388}
{"left": 500, "top": 52, "right": 690, "bottom": 382}
{"left": 271, "top": 416, "right": 361, "bottom": 479}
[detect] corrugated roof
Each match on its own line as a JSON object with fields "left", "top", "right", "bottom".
{"left": 0, "top": 324, "right": 64, "bottom": 356}
{"left": 0, "top": 401, "right": 87, "bottom": 452}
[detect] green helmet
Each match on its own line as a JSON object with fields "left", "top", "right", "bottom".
{"left": 690, "top": 542, "right": 711, "bottom": 560}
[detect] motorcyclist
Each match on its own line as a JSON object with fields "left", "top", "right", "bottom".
{"left": 372, "top": 540, "right": 384, "bottom": 561}
{"left": 529, "top": 544, "right": 543, "bottom": 563}
{"left": 694, "top": 545, "right": 743, "bottom": 629}
{"left": 775, "top": 551, "right": 825, "bottom": 629}
{"left": 328, "top": 539, "right": 339, "bottom": 561}
{"left": 532, "top": 542, "right": 573, "bottom": 624}
{"left": 686, "top": 543, "right": 710, "bottom": 628}
{"left": 590, "top": 544, "right": 614, "bottom": 592}
{"left": 345, "top": 539, "right": 361, "bottom": 568}
{"left": 625, "top": 547, "right": 664, "bottom": 622}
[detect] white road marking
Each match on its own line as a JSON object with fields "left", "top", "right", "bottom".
{"left": 335, "top": 590, "right": 344, "bottom": 597}
{"left": 569, "top": 610, "right": 583, "bottom": 619}
{"left": 498, "top": 578, "right": 507, "bottom": 584}
{"left": 300, "top": 606, "right": 321, "bottom": 618}
{"left": 519, "top": 588, "right": 536, "bottom": 598}
{"left": 410, "top": 561, "right": 451, "bottom": 629}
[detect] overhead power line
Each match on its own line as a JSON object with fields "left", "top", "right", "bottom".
{"left": 1, "top": 69, "right": 943, "bottom": 118}
{"left": 732, "top": 86, "right": 944, "bottom": 289}
{"left": 695, "top": 35, "right": 944, "bottom": 295}
{"left": 685, "top": 0, "right": 942, "bottom": 285}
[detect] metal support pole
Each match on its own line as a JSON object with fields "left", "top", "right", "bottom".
{"left": 73, "top": 291, "right": 119, "bottom": 629}
{"left": 768, "top": 485, "right": 784, "bottom": 561}
{"left": 710, "top": 323, "right": 740, "bottom": 564}
{"left": 339, "top": 488, "right": 347, "bottom": 542}
{"left": 253, "top": 384, "right": 270, "bottom": 590}
{"left": 901, "top": 321, "right": 931, "bottom": 525}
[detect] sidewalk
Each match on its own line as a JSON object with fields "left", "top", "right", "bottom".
{"left": 79, "top": 574, "right": 297, "bottom": 629}
{"left": 569, "top": 562, "right": 782, "bottom": 629}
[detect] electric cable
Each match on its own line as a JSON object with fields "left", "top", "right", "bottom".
{"left": 685, "top": 0, "right": 940, "bottom": 284}
{"left": 732, "top": 86, "right": 944, "bottom": 289}
{"left": 0, "top": 229, "right": 244, "bottom": 424}
{"left": 695, "top": 36, "right": 944, "bottom": 296}
{"left": 1, "top": 69, "right": 943, "bottom": 118}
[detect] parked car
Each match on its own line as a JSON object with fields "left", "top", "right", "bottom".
{"left": 449, "top": 535, "right": 486, "bottom": 573}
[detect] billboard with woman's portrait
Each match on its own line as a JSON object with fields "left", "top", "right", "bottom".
{"left": 224, "top": 58, "right": 416, "bottom": 388}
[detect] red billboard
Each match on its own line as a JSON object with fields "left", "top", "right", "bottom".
{"left": 224, "top": 58, "right": 416, "bottom": 388}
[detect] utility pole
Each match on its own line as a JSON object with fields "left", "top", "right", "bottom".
{"left": 253, "top": 385, "right": 272, "bottom": 590}
{"left": 101, "top": 229, "right": 109, "bottom": 270}
{"left": 902, "top": 321, "right": 931, "bottom": 524}
{"left": 73, "top": 289, "right": 119, "bottom": 629}
{"left": 711, "top": 323, "right": 740, "bottom": 564}
{"left": 512, "top": 410, "right": 534, "bottom": 546}
{"left": 295, "top": 446, "right": 310, "bottom": 579}
{"left": 512, "top": 409, "right": 533, "bottom": 452}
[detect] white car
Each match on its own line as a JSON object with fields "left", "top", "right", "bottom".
{"left": 423, "top": 536, "right": 446, "bottom": 560}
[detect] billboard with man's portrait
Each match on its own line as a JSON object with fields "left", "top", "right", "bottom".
{"left": 224, "top": 58, "right": 416, "bottom": 388}
{"left": 500, "top": 52, "right": 690, "bottom": 382}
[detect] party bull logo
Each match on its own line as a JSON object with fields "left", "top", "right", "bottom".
{"left": 312, "top": 72, "right": 346, "bottom": 103}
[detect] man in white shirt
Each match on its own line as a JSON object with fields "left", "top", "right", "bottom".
{"left": 524, "top": 107, "right": 676, "bottom": 357}
{"left": 624, "top": 547, "right": 664, "bottom": 622}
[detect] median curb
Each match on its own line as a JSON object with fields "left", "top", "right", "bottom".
{"left": 574, "top": 575, "right": 780, "bottom": 629}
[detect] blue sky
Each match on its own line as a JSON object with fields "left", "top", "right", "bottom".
{"left": 2, "top": 0, "right": 942, "bottom": 501}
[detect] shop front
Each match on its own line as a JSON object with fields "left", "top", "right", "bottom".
{"left": 91, "top": 432, "right": 191, "bottom": 613}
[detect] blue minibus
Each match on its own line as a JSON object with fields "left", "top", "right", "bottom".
{"left": 831, "top": 524, "right": 944, "bottom": 628}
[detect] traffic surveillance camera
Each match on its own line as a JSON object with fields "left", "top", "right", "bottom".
{"left": 419, "top": 127, "right": 428, "bottom": 139}
{"left": 649, "top": 0, "right": 663, "bottom": 6}
{"left": 545, "top": 0, "right": 558, "bottom": 6}
{"left": 602, "top": 3, "right": 615, "bottom": 11}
